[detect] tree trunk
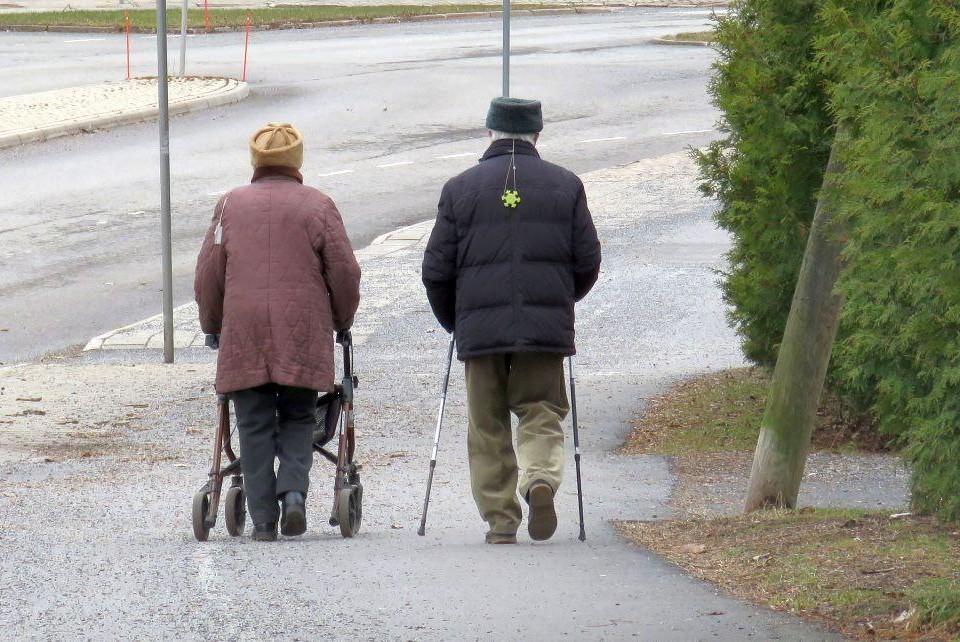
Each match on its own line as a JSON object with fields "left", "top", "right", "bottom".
{"left": 744, "top": 126, "right": 849, "bottom": 512}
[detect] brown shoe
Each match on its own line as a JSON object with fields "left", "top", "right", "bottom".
{"left": 485, "top": 531, "right": 518, "bottom": 545}
{"left": 527, "top": 481, "right": 557, "bottom": 541}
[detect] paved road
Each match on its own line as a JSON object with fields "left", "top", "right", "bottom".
{"left": 0, "top": 0, "right": 724, "bottom": 12}
{"left": 0, "top": 7, "right": 718, "bottom": 363}
{"left": 0, "top": 155, "right": 838, "bottom": 640}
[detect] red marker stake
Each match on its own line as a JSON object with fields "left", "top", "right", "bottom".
{"left": 241, "top": 12, "right": 251, "bottom": 82}
{"left": 124, "top": 11, "right": 131, "bottom": 80}
{"left": 204, "top": 0, "right": 211, "bottom": 32}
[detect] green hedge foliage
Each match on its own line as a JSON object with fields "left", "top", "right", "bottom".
{"left": 818, "top": 0, "right": 960, "bottom": 522}
{"left": 699, "top": 0, "right": 960, "bottom": 522}
{"left": 695, "top": 0, "right": 833, "bottom": 366}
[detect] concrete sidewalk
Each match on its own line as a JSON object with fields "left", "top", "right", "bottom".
{"left": 0, "top": 77, "right": 248, "bottom": 149}
{"left": 0, "top": 152, "right": 841, "bottom": 639}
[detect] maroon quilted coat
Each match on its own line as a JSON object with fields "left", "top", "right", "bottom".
{"left": 195, "top": 170, "right": 361, "bottom": 394}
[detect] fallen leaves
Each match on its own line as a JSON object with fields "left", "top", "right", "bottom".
{"left": 617, "top": 511, "right": 960, "bottom": 641}
{"left": 9, "top": 409, "right": 46, "bottom": 417}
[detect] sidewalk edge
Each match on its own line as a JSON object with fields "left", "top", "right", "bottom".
{"left": 0, "top": 79, "right": 249, "bottom": 151}
{"left": 83, "top": 218, "right": 436, "bottom": 352}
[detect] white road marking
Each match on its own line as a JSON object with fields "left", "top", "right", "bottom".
{"left": 660, "top": 129, "right": 714, "bottom": 136}
{"left": 578, "top": 136, "right": 627, "bottom": 143}
{"left": 317, "top": 169, "right": 354, "bottom": 177}
{"left": 206, "top": 191, "right": 226, "bottom": 197}
{"left": 435, "top": 152, "right": 475, "bottom": 159}
{"left": 65, "top": 38, "right": 106, "bottom": 43}
{"left": 376, "top": 160, "right": 414, "bottom": 168}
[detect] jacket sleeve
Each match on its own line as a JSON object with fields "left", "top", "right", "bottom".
{"left": 194, "top": 196, "right": 227, "bottom": 335}
{"left": 421, "top": 184, "right": 457, "bottom": 333}
{"left": 572, "top": 184, "right": 602, "bottom": 301}
{"left": 320, "top": 203, "right": 362, "bottom": 331}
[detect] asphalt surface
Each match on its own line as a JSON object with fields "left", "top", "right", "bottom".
{"left": 0, "top": 7, "right": 719, "bottom": 363}
{"left": 0, "top": 154, "right": 840, "bottom": 640}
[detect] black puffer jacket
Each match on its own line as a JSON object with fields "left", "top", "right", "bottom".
{"left": 422, "top": 139, "right": 601, "bottom": 360}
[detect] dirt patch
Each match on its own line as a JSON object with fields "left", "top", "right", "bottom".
{"left": 618, "top": 510, "right": 960, "bottom": 640}
{"left": 0, "top": 362, "right": 215, "bottom": 463}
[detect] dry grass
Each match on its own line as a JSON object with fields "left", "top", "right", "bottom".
{"left": 621, "top": 367, "right": 888, "bottom": 457}
{"left": 665, "top": 30, "right": 717, "bottom": 43}
{"left": 0, "top": 6, "right": 550, "bottom": 31}
{"left": 618, "top": 509, "right": 960, "bottom": 640}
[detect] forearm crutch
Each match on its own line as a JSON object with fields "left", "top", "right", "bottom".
{"left": 417, "top": 336, "right": 456, "bottom": 536}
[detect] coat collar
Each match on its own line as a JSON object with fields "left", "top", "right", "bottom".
{"left": 251, "top": 166, "right": 304, "bottom": 184}
{"left": 481, "top": 138, "right": 540, "bottom": 162}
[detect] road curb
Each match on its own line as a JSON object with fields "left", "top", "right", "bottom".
{"left": 82, "top": 218, "right": 436, "bottom": 352}
{"left": 0, "top": 6, "right": 619, "bottom": 35}
{"left": 0, "top": 77, "right": 249, "bottom": 150}
{"left": 651, "top": 37, "right": 713, "bottom": 46}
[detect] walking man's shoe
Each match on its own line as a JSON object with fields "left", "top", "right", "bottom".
{"left": 485, "top": 531, "right": 519, "bottom": 545}
{"left": 280, "top": 491, "right": 307, "bottom": 537}
{"left": 252, "top": 522, "right": 278, "bottom": 541}
{"left": 527, "top": 481, "right": 558, "bottom": 541}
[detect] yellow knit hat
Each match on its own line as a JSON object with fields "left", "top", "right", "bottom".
{"left": 249, "top": 123, "right": 303, "bottom": 169}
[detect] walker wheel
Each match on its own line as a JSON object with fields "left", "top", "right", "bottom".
{"left": 192, "top": 491, "right": 211, "bottom": 542}
{"left": 337, "top": 486, "right": 361, "bottom": 538}
{"left": 224, "top": 486, "right": 246, "bottom": 537}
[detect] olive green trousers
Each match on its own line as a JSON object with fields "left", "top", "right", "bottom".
{"left": 464, "top": 353, "right": 569, "bottom": 535}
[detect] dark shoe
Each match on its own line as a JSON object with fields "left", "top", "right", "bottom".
{"left": 280, "top": 491, "right": 307, "bottom": 537}
{"left": 527, "top": 481, "right": 558, "bottom": 541}
{"left": 252, "top": 522, "right": 277, "bottom": 542}
{"left": 485, "top": 531, "right": 518, "bottom": 545}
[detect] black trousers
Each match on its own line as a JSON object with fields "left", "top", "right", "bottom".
{"left": 231, "top": 384, "right": 318, "bottom": 525}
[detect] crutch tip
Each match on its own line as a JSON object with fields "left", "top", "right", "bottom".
{"left": 417, "top": 527, "right": 426, "bottom": 536}
{"left": 578, "top": 532, "right": 586, "bottom": 542}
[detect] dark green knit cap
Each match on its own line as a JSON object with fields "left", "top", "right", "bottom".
{"left": 485, "top": 97, "right": 543, "bottom": 134}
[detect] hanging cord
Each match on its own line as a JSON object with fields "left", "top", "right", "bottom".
{"left": 511, "top": 139, "right": 518, "bottom": 191}
{"left": 501, "top": 139, "right": 521, "bottom": 208}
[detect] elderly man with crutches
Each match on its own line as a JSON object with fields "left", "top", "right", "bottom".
{"left": 421, "top": 98, "right": 601, "bottom": 544}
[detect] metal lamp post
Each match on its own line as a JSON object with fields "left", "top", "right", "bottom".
{"left": 156, "top": 0, "right": 175, "bottom": 363}
{"left": 502, "top": 0, "right": 510, "bottom": 97}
